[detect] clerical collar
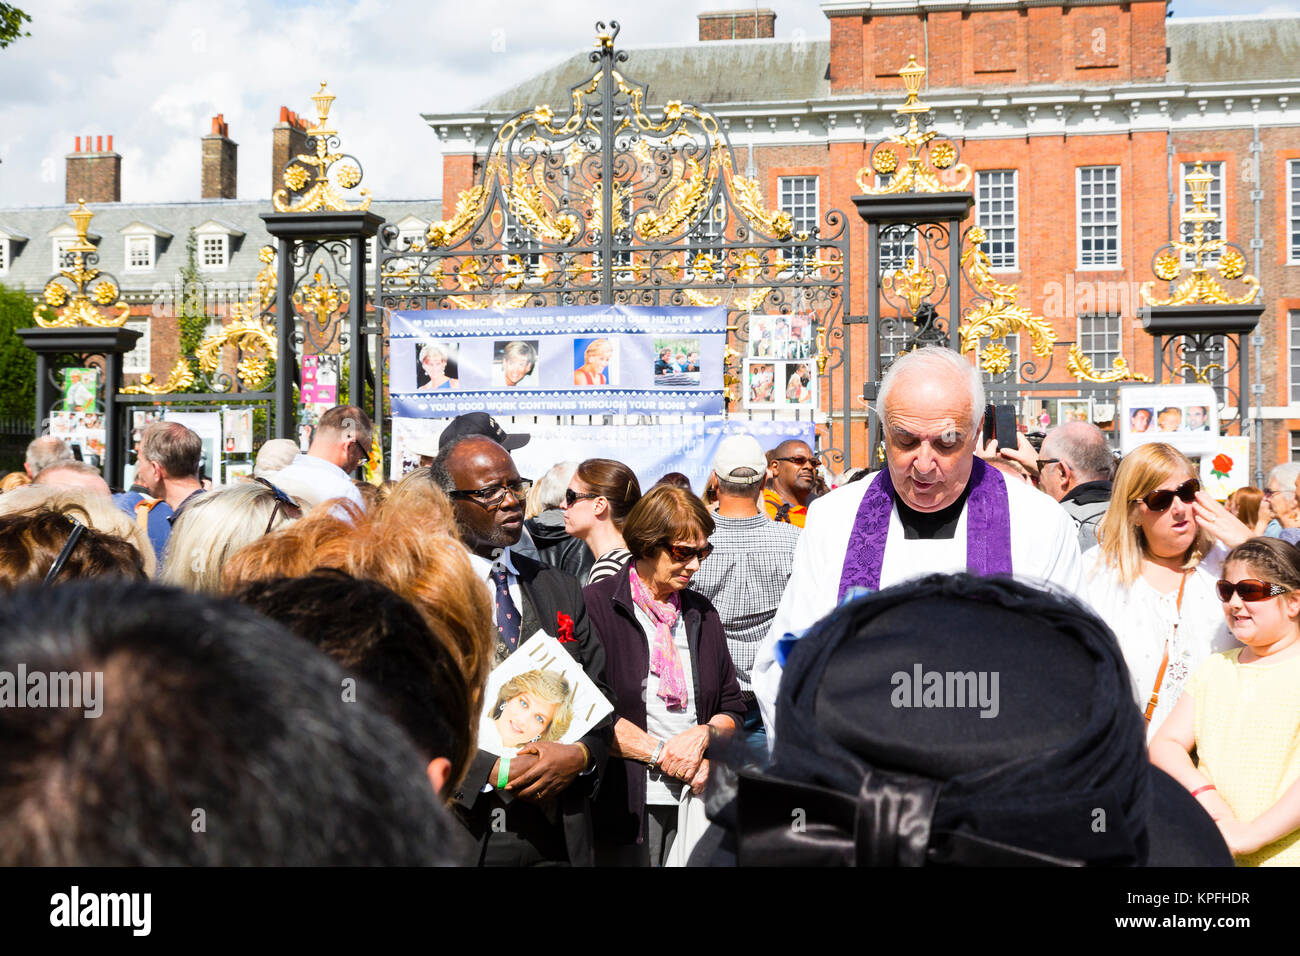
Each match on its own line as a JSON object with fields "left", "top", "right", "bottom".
{"left": 895, "top": 479, "right": 974, "bottom": 540}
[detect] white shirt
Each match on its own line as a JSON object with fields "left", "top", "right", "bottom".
{"left": 271, "top": 453, "right": 366, "bottom": 510}
{"left": 634, "top": 604, "right": 695, "bottom": 806}
{"left": 753, "top": 469, "right": 1086, "bottom": 739}
{"left": 467, "top": 546, "right": 524, "bottom": 633}
{"left": 1082, "top": 542, "right": 1236, "bottom": 741}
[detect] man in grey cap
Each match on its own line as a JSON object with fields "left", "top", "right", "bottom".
{"left": 689, "top": 433, "right": 800, "bottom": 755}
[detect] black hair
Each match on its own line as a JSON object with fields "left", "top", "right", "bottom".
{"left": 0, "top": 580, "right": 467, "bottom": 865}
{"left": 233, "top": 569, "right": 472, "bottom": 794}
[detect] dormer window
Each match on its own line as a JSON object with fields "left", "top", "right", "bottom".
{"left": 194, "top": 220, "right": 244, "bottom": 273}
{"left": 0, "top": 226, "right": 28, "bottom": 277}
{"left": 126, "top": 236, "right": 154, "bottom": 269}
{"left": 119, "top": 221, "right": 171, "bottom": 272}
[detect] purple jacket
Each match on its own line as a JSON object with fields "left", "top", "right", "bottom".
{"left": 582, "top": 562, "right": 745, "bottom": 847}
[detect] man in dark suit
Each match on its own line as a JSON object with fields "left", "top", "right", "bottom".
{"left": 432, "top": 435, "right": 613, "bottom": 866}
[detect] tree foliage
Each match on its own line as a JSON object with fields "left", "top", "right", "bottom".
{"left": 0, "top": 282, "right": 36, "bottom": 420}
{"left": 176, "top": 228, "right": 208, "bottom": 393}
{"left": 0, "top": 4, "right": 31, "bottom": 50}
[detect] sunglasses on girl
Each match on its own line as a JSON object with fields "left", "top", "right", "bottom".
{"left": 564, "top": 489, "right": 601, "bottom": 507}
{"left": 664, "top": 542, "right": 713, "bottom": 563}
{"left": 253, "top": 477, "right": 304, "bottom": 534}
{"left": 1216, "top": 579, "right": 1291, "bottom": 602}
{"left": 1137, "top": 478, "right": 1199, "bottom": 512}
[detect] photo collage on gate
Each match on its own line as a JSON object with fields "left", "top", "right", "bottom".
{"left": 744, "top": 313, "right": 816, "bottom": 410}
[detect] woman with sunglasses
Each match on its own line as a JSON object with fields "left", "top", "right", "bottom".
{"left": 1150, "top": 537, "right": 1300, "bottom": 866}
{"left": 582, "top": 485, "right": 744, "bottom": 866}
{"left": 1083, "top": 442, "right": 1252, "bottom": 740}
{"left": 562, "top": 458, "right": 642, "bottom": 585}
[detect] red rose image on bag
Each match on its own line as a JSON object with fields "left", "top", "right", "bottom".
{"left": 556, "top": 612, "right": 576, "bottom": 643}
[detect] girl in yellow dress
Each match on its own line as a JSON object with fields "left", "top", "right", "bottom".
{"left": 1150, "top": 537, "right": 1300, "bottom": 865}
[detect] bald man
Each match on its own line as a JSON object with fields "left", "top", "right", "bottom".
{"left": 752, "top": 347, "right": 1085, "bottom": 742}
{"left": 32, "top": 461, "right": 110, "bottom": 497}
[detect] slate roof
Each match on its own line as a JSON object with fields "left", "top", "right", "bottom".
{"left": 0, "top": 198, "right": 441, "bottom": 297}
{"left": 472, "top": 37, "right": 831, "bottom": 113}
{"left": 1167, "top": 15, "right": 1300, "bottom": 85}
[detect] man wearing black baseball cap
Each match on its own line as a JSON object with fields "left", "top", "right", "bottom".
{"left": 438, "top": 412, "right": 530, "bottom": 452}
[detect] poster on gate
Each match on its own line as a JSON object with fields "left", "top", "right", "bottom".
{"left": 388, "top": 304, "right": 727, "bottom": 417}
{"left": 390, "top": 417, "right": 816, "bottom": 490}
{"left": 1118, "top": 384, "right": 1218, "bottom": 458}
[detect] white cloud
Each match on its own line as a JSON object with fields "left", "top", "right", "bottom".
{"left": 0, "top": 0, "right": 829, "bottom": 208}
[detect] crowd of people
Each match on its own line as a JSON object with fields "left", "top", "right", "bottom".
{"left": 2, "top": 347, "right": 1298, "bottom": 868}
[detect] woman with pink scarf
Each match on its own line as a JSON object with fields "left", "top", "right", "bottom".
{"left": 582, "top": 484, "right": 745, "bottom": 866}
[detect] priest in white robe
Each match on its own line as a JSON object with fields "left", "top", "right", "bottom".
{"left": 752, "top": 347, "right": 1087, "bottom": 738}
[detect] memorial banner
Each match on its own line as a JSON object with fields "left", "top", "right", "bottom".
{"left": 391, "top": 416, "right": 815, "bottom": 491}
{"left": 389, "top": 305, "right": 726, "bottom": 417}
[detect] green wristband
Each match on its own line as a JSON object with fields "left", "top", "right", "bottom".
{"left": 497, "top": 755, "right": 511, "bottom": 790}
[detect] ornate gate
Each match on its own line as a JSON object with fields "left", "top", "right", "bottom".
{"left": 376, "top": 22, "right": 851, "bottom": 466}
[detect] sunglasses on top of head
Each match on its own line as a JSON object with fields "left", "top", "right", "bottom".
{"left": 253, "top": 477, "right": 305, "bottom": 534}
{"left": 1216, "top": 579, "right": 1291, "bottom": 602}
{"left": 1136, "top": 478, "right": 1199, "bottom": 513}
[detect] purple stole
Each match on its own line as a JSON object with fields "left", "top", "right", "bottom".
{"left": 837, "top": 457, "right": 1014, "bottom": 601}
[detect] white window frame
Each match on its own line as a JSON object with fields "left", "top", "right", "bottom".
{"left": 1179, "top": 161, "right": 1223, "bottom": 266}
{"left": 123, "top": 317, "right": 151, "bottom": 375}
{"left": 0, "top": 239, "right": 8, "bottom": 276}
{"left": 53, "top": 237, "right": 77, "bottom": 272}
{"left": 779, "top": 175, "right": 819, "bottom": 265}
{"left": 878, "top": 222, "right": 916, "bottom": 274}
{"left": 976, "top": 170, "right": 1018, "bottom": 272}
{"left": 200, "top": 235, "right": 229, "bottom": 270}
{"left": 125, "top": 234, "right": 154, "bottom": 271}
{"left": 1076, "top": 165, "right": 1122, "bottom": 270}
{"left": 1290, "top": 310, "right": 1300, "bottom": 405}
{"left": 1077, "top": 312, "right": 1123, "bottom": 373}
{"left": 1291, "top": 430, "right": 1300, "bottom": 463}
{"left": 686, "top": 199, "right": 726, "bottom": 279}
{"left": 1288, "top": 160, "right": 1300, "bottom": 264}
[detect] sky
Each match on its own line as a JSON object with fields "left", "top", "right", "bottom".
{"left": 0, "top": 0, "right": 1295, "bottom": 208}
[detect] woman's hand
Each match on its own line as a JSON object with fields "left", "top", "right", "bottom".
{"left": 1192, "top": 492, "right": 1254, "bottom": 548}
{"left": 688, "top": 759, "right": 710, "bottom": 796}
{"left": 1216, "top": 818, "right": 1267, "bottom": 857}
{"left": 1195, "top": 788, "right": 1237, "bottom": 823}
{"left": 658, "top": 725, "right": 710, "bottom": 782}
{"left": 1255, "top": 498, "right": 1274, "bottom": 535}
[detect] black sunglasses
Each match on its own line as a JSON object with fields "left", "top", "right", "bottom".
{"left": 663, "top": 542, "right": 713, "bottom": 563}
{"left": 253, "top": 477, "right": 304, "bottom": 534}
{"left": 449, "top": 478, "right": 532, "bottom": 508}
{"left": 564, "top": 489, "right": 601, "bottom": 507}
{"left": 776, "top": 455, "right": 816, "bottom": 468}
{"left": 44, "top": 516, "right": 86, "bottom": 585}
{"left": 1137, "top": 479, "right": 1199, "bottom": 513}
{"left": 1216, "top": 579, "right": 1291, "bottom": 602}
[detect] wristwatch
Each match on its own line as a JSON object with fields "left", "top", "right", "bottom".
{"left": 646, "top": 739, "right": 665, "bottom": 769}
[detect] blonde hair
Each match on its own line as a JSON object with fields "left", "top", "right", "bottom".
{"left": 1, "top": 472, "right": 32, "bottom": 493}
{"left": 584, "top": 338, "right": 612, "bottom": 360}
{"left": 1094, "top": 442, "right": 1213, "bottom": 586}
{"left": 0, "top": 485, "right": 157, "bottom": 576}
{"left": 375, "top": 468, "right": 459, "bottom": 538}
{"left": 492, "top": 669, "right": 574, "bottom": 743}
{"left": 222, "top": 497, "right": 493, "bottom": 719}
{"left": 162, "top": 483, "right": 303, "bottom": 592}
{"left": 420, "top": 341, "right": 451, "bottom": 365}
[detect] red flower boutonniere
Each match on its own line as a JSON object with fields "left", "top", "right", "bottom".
{"left": 556, "top": 612, "right": 576, "bottom": 644}
{"left": 1211, "top": 453, "right": 1233, "bottom": 480}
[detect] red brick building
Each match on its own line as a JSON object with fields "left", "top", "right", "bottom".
{"left": 427, "top": 2, "right": 1300, "bottom": 470}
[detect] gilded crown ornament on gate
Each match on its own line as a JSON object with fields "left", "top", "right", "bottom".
{"left": 1139, "top": 162, "right": 1259, "bottom": 308}
{"left": 857, "top": 56, "right": 972, "bottom": 195}
{"left": 34, "top": 200, "right": 130, "bottom": 328}
{"left": 272, "top": 82, "right": 373, "bottom": 213}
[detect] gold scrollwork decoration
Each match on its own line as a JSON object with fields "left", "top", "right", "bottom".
{"left": 883, "top": 257, "right": 945, "bottom": 316}
{"left": 120, "top": 359, "right": 196, "bottom": 395}
{"left": 1139, "top": 162, "right": 1259, "bottom": 307}
{"left": 293, "top": 270, "right": 350, "bottom": 331}
{"left": 1066, "top": 344, "right": 1151, "bottom": 383}
{"left": 34, "top": 199, "right": 130, "bottom": 328}
{"left": 958, "top": 227, "right": 1056, "bottom": 358}
{"left": 857, "top": 56, "right": 972, "bottom": 195}
{"left": 195, "top": 316, "right": 278, "bottom": 390}
{"left": 426, "top": 185, "right": 489, "bottom": 248}
{"left": 272, "top": 82, "right": 373, "bottom": 213}
{"left": 980, "top": 342, "right": 1012, "bottom": 377}
{"left": 1172, "top": 361, "right": 1225, "bottom": 385}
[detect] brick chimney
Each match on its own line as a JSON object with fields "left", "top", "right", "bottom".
{"left": 65, "top": 135, "right": 121, "bottom": 203}
{"left": 201, "top": 114, "right": 238, "bottom": 199}
{"left": 698, "top": 9, "right": 775, "bottom": 41}
{"left": 271, "top": 106, "right": 309, "bottom": 198}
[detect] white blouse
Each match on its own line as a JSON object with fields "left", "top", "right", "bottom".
{"left": 1082, "top": 542, "right": 1237, "bottom": 741}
